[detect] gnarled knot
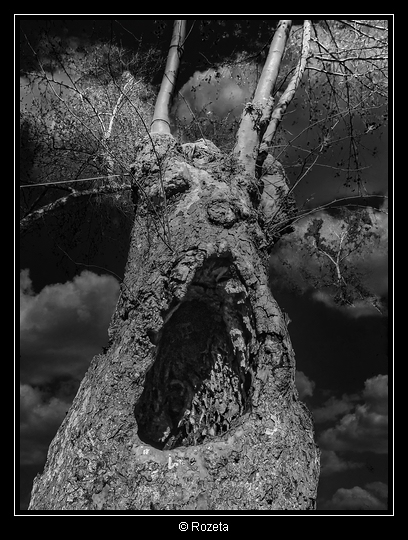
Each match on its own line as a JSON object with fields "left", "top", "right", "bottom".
{"left": 207, "top": 199, "right": 237, "bottom": 226}
{"left": 206, "top": 195, "right": 251, "bottom": 227}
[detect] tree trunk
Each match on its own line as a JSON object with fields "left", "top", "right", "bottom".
{"left": 29, "top": 134, "right": 320, "bottom": 511}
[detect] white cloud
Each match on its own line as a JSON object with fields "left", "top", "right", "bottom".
{"left": 20, "top": 268, "right": 33, "bottom": 294}
{"left": 320, "top": 483, "right": 388, "bottom": 510}
{"left": 363, "top": 374, "right": 388, "bottom": 414}
{"left": 20, "top": 384, "right": 68, "bottom": 430}
{"left": 20, "top": 269, "right": 120, "bottom": 384}
{"left": 19, "top": 269, "right": 120, "bottom": 466}
{"left": 365, "top": 481, "right": 388, "bottom": 500}
{"left": 173, "top": 65, "right": 253, "bottom": 130}
{"left": 20, "top": 383, "right": 70, "bottom": 465}
{"left": 313, "top": 393, "right": 358, "bottom": 423}
{"left": 319, "top": 449, "right": 363, "bottom": 476}
{"left": 311, "top": 290, "right": 384, "bottom": 318}
{"left": 269, "top": 206, "right": 388, "bottom": 318}
{"left": 318, "top": 375, "right": 388, "bottom": 454}
{"left": 295, "top": 370, "right": 315, "bottom": 400}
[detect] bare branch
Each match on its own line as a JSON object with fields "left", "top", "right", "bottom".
{"left": 258, "top": 20, "right": 312, "bottom": 160}
{"left": 268, "top": 194, "right": 387, "bottom": 238}
{"left": 314, "top": 240, "right": 344, "bottom": 283}
{"left": 20, "top": 184, "right": 130, "bottom": 235}
{"left": 151, "top": 20, "right": 186, "bottom": 134}
{"left": 347, "top": 20, "right": 388, "bottom": 32}
{"left": 20, "top": 174, "right": 128, "bottom": 189}
{"left": 233, "top": 20, "right": 292, "bottom": 173}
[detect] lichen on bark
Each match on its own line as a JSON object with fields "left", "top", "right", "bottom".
{"left": 29, "top": 133, "right": 320, "bottom": 511}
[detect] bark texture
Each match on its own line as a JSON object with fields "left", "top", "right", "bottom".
{"left": 29, "top": 134, "right": 320, "bottom": 511}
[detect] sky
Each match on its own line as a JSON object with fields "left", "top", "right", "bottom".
{"left": 18, "top": 18, "right": 390, "bottom": 514}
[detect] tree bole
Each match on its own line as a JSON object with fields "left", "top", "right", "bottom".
{"left": 29, "top": 134, "right": 320, "bottom": 511}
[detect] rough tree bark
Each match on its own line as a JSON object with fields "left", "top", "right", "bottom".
{"left": 28, "top": 135, "right": 319, "bottom": 511}
{"left": 28, "top": 20, "right": 320, "bottom": 511}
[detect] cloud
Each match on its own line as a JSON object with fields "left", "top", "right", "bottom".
{"left": 295, "top": 370, "right": 315, "bottom": 400}
{"left": 313, "top": 377, "right": 387, "bottom": 477}
{"left": 318, "top": 375, "right": 388, "bottom": 454}
{"left": 20, "top": 269, "right": 120, "bottom": 385}
{"left": 20, "top": 268, "right": 33, "bottom": 293}
{"left": 365, "top": 481, "right": 388, "bottom": 500}
{"left": 363, "top": 374, "right": 388, "bottom": 414}
{"left": 313, "top": 393, "right": 359, "bottom": 423}
{"left": 174, "top": 67, "right": 250, "bottom": 122}
{"left": 20, "top": 383, "right": 70, "bottom": 465}
{"left": 311, "top": 290, "right": 384, "bottom": 318}
{"left": 269, "top": 206, "right": 388, "bottom": 317}
{"left": 171, "top": 64, "right": 256, "bottom": 144}
{"left": 320, "top": 482, "right": 388, "bottom": 510}
{"left": 20, "top": 270, "right": 120, "bottom": 467}
{"left": 319, "top": 449, "right": 364, "bottom": 476}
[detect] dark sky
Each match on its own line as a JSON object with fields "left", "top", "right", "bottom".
{"left": 18, "top": 17, "right": 390, "bottom": 514}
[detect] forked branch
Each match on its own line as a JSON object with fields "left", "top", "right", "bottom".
{"left": 233, "top": 20, "right": 292, "bottom": 174}
{"left": 258, "top": 20, "right": 312, "bottom": 164}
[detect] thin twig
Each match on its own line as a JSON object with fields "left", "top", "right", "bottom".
{"left": 56, "top": 244, "right": 124, "bottom": 283}
{"left": 20, "top": 174, "right": 130, "bottom": 189}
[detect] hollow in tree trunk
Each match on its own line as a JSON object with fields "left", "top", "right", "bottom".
{"left": 28, "top": 134, "right": 320, "bottom": 511}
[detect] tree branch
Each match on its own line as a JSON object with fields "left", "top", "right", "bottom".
{"left": 234, "top": 20, "right": 292, "bottom": 174}
{"left": 150, "top": 20, "right": 186, "bottom": 134}
{"left": 105, "top": 73, "right": 135, "bottom": 140}
{"left": 267, "top": 194, "right": 387, "bottom": 238}
{"left": 258, "top": 20, "right": 312, "bottom": 165}
{"left": 20, "top": 185, "right": 130, "bottom": 235}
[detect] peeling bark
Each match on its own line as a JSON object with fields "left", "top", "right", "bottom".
{"left": 29, "top": 134, "right": 320, "bottom": 511}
